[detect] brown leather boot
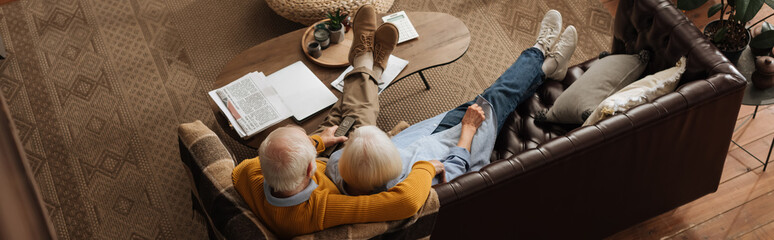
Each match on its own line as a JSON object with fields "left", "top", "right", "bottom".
{"left": 373, "top": 23, "right": 399, "bottom": 71}
{"left": 348, "top": 5, "right": 377, "bottom": 65}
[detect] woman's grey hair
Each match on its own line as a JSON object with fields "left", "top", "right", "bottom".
{"left": 339, "top": 125, "right": 402, "bottom": 193}
{"left": 259, "top": 126, "right": 317, "bottom": 192}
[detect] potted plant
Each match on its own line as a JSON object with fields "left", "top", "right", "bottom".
{"left": 326, "top": 9, "right": 347, "bottom": 44}
{"left": 751, "top": 21, "right": 774, "bottom": 55}
{"left": 677, "top": 0, "right": 774, "bottom": 64}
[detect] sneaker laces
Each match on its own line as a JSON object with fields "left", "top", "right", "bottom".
{"left": 546, "top": 50, "right": 564, "bottom": 59}
{"left": 536, "top": 26, "right": 557, "bottom": 47}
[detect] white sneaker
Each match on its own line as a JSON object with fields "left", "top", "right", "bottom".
{"left": 545, "top": 25, "right": 577, "bottom": 81}
{"left": 536, "top": 10, "right": 562, "bottom": 52}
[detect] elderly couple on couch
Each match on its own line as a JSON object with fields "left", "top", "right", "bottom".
{"left": 231, "top": 5, "right": 578, "bottom": 239}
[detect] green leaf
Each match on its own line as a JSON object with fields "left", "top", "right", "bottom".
{"left": 751, "top": 30, "right": 774, "bottom": 48}
{"left": 749, "top": 0, "right": 766, "bottom": 21}
{"left": 763, "top": 22, "right": 774, "bottom": 32}
{"left": 714, "top": 26, "right": 728, "bottom": 43}
{"left": 766, "top": 0, "right": 774, "bottom": 9}
{"left": 678, "top": 0, "right": 710, "bottom": 10}
{"left": 735, "top": 0, "right": 764, "bottom": 23}
{"left": 708, "top": 3, "right": 724, "bottom": 17}
{"left": 735, "top": 0, "right": 750, "bottom": 22}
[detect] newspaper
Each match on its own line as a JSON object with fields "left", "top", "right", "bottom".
{"left": 209, "top": 72, "right": 291, "bottom": 138}
{"left": 331, "top": 55, "right": 409, "bottom": 94}
{"left": 209, "top": 62, "right": 338, "bottom": 139}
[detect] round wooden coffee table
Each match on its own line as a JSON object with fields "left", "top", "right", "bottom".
{"left": 212, "top": 12, "right": 470, "bottom": 148}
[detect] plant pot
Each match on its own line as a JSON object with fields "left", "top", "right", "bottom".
{"left": 704, "top": 20, "right": 751, "bottom": 65}
{"left": 328, "top": 23, "right": 345, "bottom": 44}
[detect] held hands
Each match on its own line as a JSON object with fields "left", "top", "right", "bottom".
{"left": 319, "top": 125, "right": 348, "bottom": 147}
{"left": 428, "top": 160, "right": 447, "bottom": 183}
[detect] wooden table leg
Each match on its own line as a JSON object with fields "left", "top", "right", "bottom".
{"left": 0, "top": 34, "right": 7, "bottom": 60}
{"left": 765, "top": 137, "right": 773, "bottom": 172}
{"left": 419, "top": 71, "right": 430, "bottom": 90}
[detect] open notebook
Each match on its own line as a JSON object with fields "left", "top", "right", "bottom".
{"left": 209, "top": 61, "right": 338, "bottom": 138}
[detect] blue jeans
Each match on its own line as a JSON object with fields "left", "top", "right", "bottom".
{"left": 433, "top": 48, "right": 545, "bottom": 133}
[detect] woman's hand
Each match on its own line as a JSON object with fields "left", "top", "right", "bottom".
{"left": 457, "top": 104, "right": 485, "bottom": 152}
{"left": 428, "top": 160, "right": 447, "bottom": 183}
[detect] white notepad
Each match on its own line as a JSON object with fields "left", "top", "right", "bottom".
{"left": 266, "top": 61, "right": 338, "bottom": 121}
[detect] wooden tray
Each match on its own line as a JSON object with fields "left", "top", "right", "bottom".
{"left": 301, "top": 19, "right": 354, "bottom": 68}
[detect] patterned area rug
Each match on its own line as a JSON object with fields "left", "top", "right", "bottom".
{"left": 0, "top": 0, "right": 612, "bottom": 238}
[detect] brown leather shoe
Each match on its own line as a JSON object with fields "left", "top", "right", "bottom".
{"left": 373, "top": 23, "right": 399, "bottom": 71}
{"left": 348, "top": 5, "right": 377, "bottom": 65}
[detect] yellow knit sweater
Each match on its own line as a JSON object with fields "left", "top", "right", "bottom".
{"left": 232, "top": 138, "right": 435, "bottom": 239}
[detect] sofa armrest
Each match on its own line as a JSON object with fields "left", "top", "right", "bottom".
{"left": 178, "top": 121, "right": 275, "bottom": 240}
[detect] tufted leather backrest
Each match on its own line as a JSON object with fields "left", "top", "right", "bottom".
{"left": 431, "top": 0, "right": 746, "bottom": 238}
{"left": 488, "top": 0, "right": 745, "bottom": 164}
{"left": 489, "top": 58, "right": 597, "bottom": 161}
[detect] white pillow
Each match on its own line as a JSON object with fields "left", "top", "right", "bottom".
{"left": 582, "top": 57, "right": 687, "bottom": 126}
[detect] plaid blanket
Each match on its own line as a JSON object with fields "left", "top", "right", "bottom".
{"left": 178, "top": 120, "right": 439, "bottom": 240}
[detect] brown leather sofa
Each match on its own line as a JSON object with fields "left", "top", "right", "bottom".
{"left": 177, "top": 0, "right": 746, "bottom": 239}
{"left": 430, "top": 0, "right": 746, "bottom": 239}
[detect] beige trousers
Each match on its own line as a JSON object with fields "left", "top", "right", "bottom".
{"left": 313, "top": 72, "right": 379, "bottom": 136}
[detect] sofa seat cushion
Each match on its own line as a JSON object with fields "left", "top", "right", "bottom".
{"left": 490, "top": 58, "right": 599, "bottom": 161}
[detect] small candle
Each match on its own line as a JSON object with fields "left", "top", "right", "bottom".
{"left": 314, "top": 28, "right": 330, "bottom": 49}
{"left": 308, "top": 42, "right": 322, "bottom": 58}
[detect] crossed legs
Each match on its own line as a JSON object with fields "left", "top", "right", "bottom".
{"left": 433, "top": 10, "right": 578, "bottom": 134}
{"left": 313, "top": 6, "right": 399, "bottom": 138}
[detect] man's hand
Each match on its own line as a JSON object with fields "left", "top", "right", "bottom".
{"left": 457, "top": 104, "right": 486, "bottom": 152}
{"left": 319, "top": 125, "right": 348, "bottom": 147}
{"left": 461, "top": 104, "right": 485, "bottom": 131}
{"left": 428, "top": 160, "right": 447, "bottom": 183}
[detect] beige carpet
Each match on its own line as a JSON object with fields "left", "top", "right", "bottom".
{"left": 0, "top": 0, "right": 612, "bottom": 238}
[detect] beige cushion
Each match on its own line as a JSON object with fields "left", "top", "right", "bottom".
{"left": 582, "top": 57, "right": 687, "bottom": 126}
{"left": 540, "top": 52, "right": 649, "bottom": 124}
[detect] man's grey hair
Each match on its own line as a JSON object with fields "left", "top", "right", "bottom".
{"left": 259, "top": 126, "right": 317, "bottom": 192}
{"left": 339, "top": 125, "right": 402, "bottom": 193}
